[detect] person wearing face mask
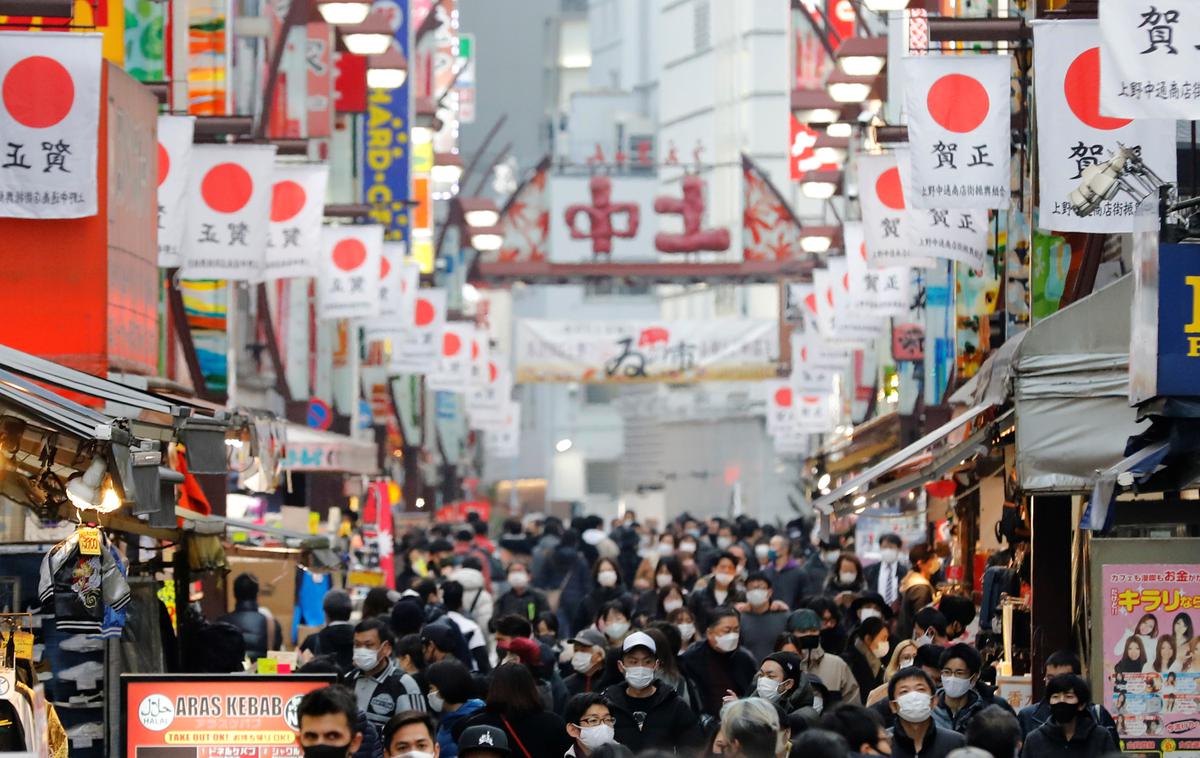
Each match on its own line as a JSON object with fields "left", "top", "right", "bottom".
{"left": 825, "top": 553, "right": 868, "bottom": 598}
{"left": 931, "top": 644, "right": 994, "bottom": 734}
{"left": 295, "top": 685, "right": 368, "bottom": 758}
{"left": 896, "top": 545, "right": 943, "bottom": 642}
{"left": 494, "top": 562, "right": 550, "bottom": 624}
{"left": 564, "top": 629, "right": 610, "bottom": 697}
{"left": 667, "top": 607, "right": 699, "bottom": 652}
{"left": 634, "top": 557, "right": 684, "bottom": 622}
{"left": 688, "top": 553, "right": 746, "bottom": 630}
{"left": 632, "top": 536, "right": 678, "bottom": 593}
{"left": 887, "top": 668, "right": 966, "bottom": 758}
{"left": 592, "top": 600, "right": 634, "bottom": 649}
{"left": 864, "top": 535, "right": 908, "bottom": 611}
{"left": 679, "top": 606, "right": 758, "bottom": 718}
{"left": 602, "top": 632, "right": 703, "bottom": 753}
{"left": 563, "top": 693, "right": 620, "bottom": 756}
{"left": 734, "top": 573, "right": 790, "bottom": 661}
{"left": 821, "top": 703, "right": 893, "bottom": 756}
{"left": 843, "top": 617, "right": 892, "bottom": 704}
{"left": 1016, "top": 650, "right": 1118, "bottom": 743}
{"left": 761, "top": 535, "right": 807, "bottom": 608}
{"left": 382, "top": 710, "right": 440, "bottom": 758}
{"left": 574, "top": 559, "right": 632, "bottom": 635}
{"left": 867, "top": 639, "right": 919, "bottom": 707}
{"left": 348, "top": 619, "right": 427, "bottom": 730}
{"left": 425, "top": 660, "right": 485, "bottom": 758}
{"left": 1019, "top": 675, "right": 1116, "bottom": 758}
{"left": 848, "top": 593, "right": 894, "bottom": 636}
{"left": 786, "top": 609, "right": 861, "bottom": 707}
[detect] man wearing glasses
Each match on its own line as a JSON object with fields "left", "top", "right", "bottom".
{"left": 931, "top": 643, "right": 1013, "bottom": 734}
{"left": 563, "top": 693, "right": 618, "bottom": 756}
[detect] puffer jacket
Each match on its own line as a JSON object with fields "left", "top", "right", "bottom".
{"left": 218, "top": 601, "right": 281, "bottom": 662}
{"left": 449, "top": 566, "right": 494, "bottom": 633}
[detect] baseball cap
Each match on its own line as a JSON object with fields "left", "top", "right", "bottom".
{"left": 458, "top": 725, "right": 510, "bottom": 756}
{"left": 420, "top": 623, "right": 456, "bottom": 652}
{"left": 786, "top": 608, "right": 821, "bottom": 632}
{"left": 569, "top": 628, "right": 607, "bottom": 649}
{"left": 622, "top": 631, "right": 657, "bottom": 654}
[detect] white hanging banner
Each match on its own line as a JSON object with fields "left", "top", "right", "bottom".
{"left": 764, "top": 380, "right": 798, "bottom": 436}
{"left": 789, "top": 333, "right": 836, "bottom": 396}
{"left": 811, "top": 268, "right": 837, "bottom": 338}
{"left": 844, "top": 222, "right": 911, "bottom": 317}
{"left": 156, "top": 115, "right": 194, "bottom": 267}
{"left": 858, "top": 152, "right": 934, "bottom": 269}
{"left": 376, "top": 242, "right": 407, "bottom": 320}
{"left": 427, "top": 322, "right": 474, "bottom": 393}
{"left": 0, "top": 32, "right": 102, "bottom": 219}
{"left": 1100, "top": 0, "right": 1200, "bottom": 119}
{"left": 265, "top": 163, "right": 329, "bottom": 279}
{"left": 467, "top": 355, "right": 512, "bottom": 424}
{"left": 468, "top": 329, "right": 491, "bottom": 390}
{"left": 793, "top": 393, "right": 837, "bottom": 434}
{"left": 827, "top": 257, "right": 885, "bottom": 344}
{"left": 182, "top": 144, "right": 277, "bottom": 279}
{"left": 897, "top": 150, "right": 989, "bottom": 271}
{"left": 317, "top": 224, "right": 383, "bottom": 320}
{"left": 483, "top": 403, "right": 521, "bottom": 458}
{"left": 391, "top": 288, "right": 447, "bottom": 375}
{"left": 1034, "top": 19, "right": 1177, "bottom": 233}
{"left": 904, "top": 54, "right": 1011, "bottom": 209}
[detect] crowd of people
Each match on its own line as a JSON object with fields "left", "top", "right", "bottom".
{"left": 217, "top": 511, "right": 1122, "bottom": 758}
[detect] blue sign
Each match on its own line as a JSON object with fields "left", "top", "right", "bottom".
{"left": 307, "top": 398, "right": 333, "bottom": 430}
{"left": 1156, "top": 243, "right": 1200, "bottom": 397}
{"left": 363, "top": 0, "right": 411, "bottom": 245}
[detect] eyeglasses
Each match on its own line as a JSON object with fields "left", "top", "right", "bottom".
{"left": 578, "top": 716, "right": 617, "bottom": 727}
{"left": 941, "top": 668, "right": 972, "bottom": 679}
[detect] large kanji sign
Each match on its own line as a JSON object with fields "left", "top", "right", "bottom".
{"left": 0, "top": 32, "right": 102, "bottom": 219}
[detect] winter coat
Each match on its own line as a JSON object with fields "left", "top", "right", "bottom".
{"left": 798, "top": 645, "right": 862, "bottom": 706}
{"left": 1020, "top": 712, "right": 1117, "bottom": 758}
{"left": 1018, "top": 700, "right": 1119, "bottom": 745}
{"left": 687, "top": 577, "right": 745, "bottom": 631}
{"left": 889, "top": 722, "right": 966, "bottom": 758}
{"left": 494, "top": 587, "right": 550, "bottom": 623}
{"left": 603, "top": 680, "right": 704, "bottom": 754}
{"left": 843, "top": 637, "right": 884, "bottom": 704}
{"left": 218, "top": 600, "right": 281, "bottom": 662}
{"left": 679, "top": 640, "right": 758, "bottom": 718}
{"left": 435, "top": 698, "right": 484, "bottom": 758}
{"left": 896, "top": 572, "right": 936, "bottom": 640}
{"left": 454, "top": 707, "right": 573, "bottom": 758}
{"left": 763, "top": 560, "right": 808, "bottom": 608}
{"left": 449, "top": 566, "right": 494, "bottom": 633}
{"left": 932, "top": 688, "right": 990, "bottom": 734}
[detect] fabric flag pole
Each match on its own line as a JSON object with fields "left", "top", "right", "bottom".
{"left": 156, "top": 115, "right": 195, "bottom": 267}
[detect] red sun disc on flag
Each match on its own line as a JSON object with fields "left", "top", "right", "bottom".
{"left": 380, "top": 256, "right": 391, "bottom": 278}
{"left": 442, "top": 332, "right": 462, "bottom": 356}
{"left": 332, "top": 239, "right": 367, "bottom": 271}
{"left": 800, "top": 347, "right": 809, "bottom": 362}
{"left": 804, "top": 293, "right": 818, "bottom": 314}
{"left": 860, "top": 242, "right": 868, "bottom": 261}
{"left": 842, "top": 273, "right": 850, "bottom": 291}
{"left": 876, "top": 167, "right": 905, "bottom": 210}
{"left": 415, "top": 298, "right": 435, "bottom": 326}
{"left": 826, "top": 288, "right": 835, "bottom": 307}
{"left": 926, "top": 74, "right": 990, "bottom": 134}
{"left": 774, "top": 387, "right": 793, "bottom": 407}
{"left": 471, "top": 340, "right": 480, "bottom": 359}
{"left": 488, "top": 362, "right": 498, "bottom": 382}
{"left": 202, "top": 163, "right": 254, "bottom": 213}
{"left": 2, "top": 56, "right": 74, "bottom": 128}
{"left": 1064, "top": 47, "right": 1132, "bottom": 131}
{"left": 270, "top": 180, "right": 307, "bottom": 222}
{"left": 157, "top": 143, "right": 169, "bottom": 187}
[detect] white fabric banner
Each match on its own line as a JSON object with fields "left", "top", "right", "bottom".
{"left": 391, "top": 289, "right": 447, "bottom": 375}
{"left": 483, "top": 403, "right": 521, "bottom": 458}
{"left": 0, "top": 32, "right": 102, "bottom": 219}
{"left": 468, "top": 329, "right": 491, "bottom": 390}
{"left": 1100, "top": 0, "right": 1200, "bottom": 119}
{"left": 427, "top": 322, "right": 474, "bottom": 393}
{"left": 897, "top": 150, "right": 989, "bottom": 270}
{"left": 1034, "top": 19, "right": 1177, "bottom": 233}
{"left": 844, "top": 222, "right": 911, "bottom": 317}
{"left": 904, "top": 54, "right": 1011, "bottom": 209}
{"left": 182, "top": 144, "right": 277, "bottom": 279}
{"left": 365, "top": 253, "right": 419, "bottom": 337}
{"left": 317, "top": 224, "right": 383, "bottom": 320}
{"left": 265, "top": 163, "right": 329, "bottom": 279}
{"left": 826, "top": 257, "right": 885, "bottom": 344}
{"left": 467, "top": 356, "right": 512, "bottom": 426}
{"left": 792, "top": 393, "right": 837, "bottom": 434}
{"left": 789, "top": 333, "right": 837, "bottom": 395}
{"left": 811, "top": 268, "right": 837, "bottom": 338}
{"left": 858, "top": 153, "right": 934, "bottom": 269}
{"left": 764, "top": 380, "right": 798, "bottom": 436}
{"left": 156, "top": 115, "right": 194, "bottom": 267}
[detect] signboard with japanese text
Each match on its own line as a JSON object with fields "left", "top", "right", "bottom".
{"left": 844, "top": 222, "right": 911, "bottom": 317}
{"left": 858, "top": 152, "right": 934, "bottom": 269}
{"left": 156, "top": 115, "right": 194, "bottom": 267}
{"left": 306, "top": 22, "right": 334, "bottom": 138}
{"left": 1100, "top": 0, "right": 1200, "bottom": 119}
{"left": 515, "top": 319, "right": 779, "bottom": 383}
{"left": 825, "top": 256, "right": 886, "bottom": 344}
{"left": 483, "top": 402, "right": 520, "bottom": 458}
{"left": 363, "top": 0, "right": 411, "bottom": 246}
{"left": 427, "top": 322, "right": 474, "bottom": 393}
{"left": 904, "top": 54, "right": 1011, "bottom": 209}
{"left": 390, "top": 288, "right": 447, "bottom": 375}
{"left": 549, "top": 175, "right": 656, "bottom": 262}
{"left": 1100, "top": 564, "right": 1200, "bottom": 752}
{"left": 789, "top": 332, "right": 837, "bottom": 395}
{"left": 265, "top": 163, "right": 328, "bottom": 279}
{"left": 1131, "top": 240, "right": 1200, "bottom": 402}
{"left": 181, "top": 144, "right": 277, "bottom": 280}
{"left": 1034, "top": 19, "right": 1176, "bottom": 233}
{"left": 764, "top": 380, "right": 798, "bottom": 436}
{"left": 368, "top": 242, "right": 415, "bottom": 330}
{"left": 317, "top": 224, "right": 383, "bottom": 320}
{"left": 121, "top": 674, "right": 336, "bottom": 756}
{"left": 466, "top": 356, "right": 511, "bottom": 425}
{"left": 897, "top": 149, "right": 989, "bottom": 270}
{"left": 0, "top": 32, "right": 102, "bottom": 219}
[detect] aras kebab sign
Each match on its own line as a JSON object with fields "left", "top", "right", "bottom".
{"left": 122, "top": 674, "right": 336, "bottom": 756}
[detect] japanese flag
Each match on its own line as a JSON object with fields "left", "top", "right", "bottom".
{"left": 904, "top": 54, "right": 1011, "bottom": 209}
{"left": 789, "top": 333, "right": 836, "bottom": 396}
{"left": 182, "top": 144, "right": 277, "bottom": 280}
{"left": 264, "top": 163, "right": 329, "bottom": 279}
{"left": 764, "top": 380, "right": 797, "bottom": 436}
{"left": 897, "top": 150, "right": 990, "bottom": 271}
{"left": 483, "top": 403, "right": 521, "bottom": 459}
{"left": 428, "top": 322, "right": 475, "bottom": 393}
{"left": 1034, "top": 19, "right": 1176, "bottom": 233}
{"left": 467, "top": 355, "right": 513, "bottom": 424}
{"left": 0, "top": 32, "right": 101, "bottom": 219}
{"left": 317, "top": 224, "right": 383, "bottom": 320}
{"left": 390, "top": 288, "right": 447, "bottom": 375}
{"left": 844, "top": 222, "right": 910, "bottom": 317}
{"left": 468, "top": 331, "right": 491, "bottom": 390}
{"left": 366, "top": 247, "right": 419, "bottom": 337}
{"left": 156, "top": 115, "right": 195, "bottom": 267}
{"left": 1100, "top": 0, "right": 1200, "bottom": 120}
{"left": 858, "top": 152, "right": 934, "bottom": 269}
{"left": 827, "top": 256, "right": 885, "bottom": 345}
{"left": 794, "top": 393, "right": 836, "bottom": 434}
{"left": 810, "top": 268, "right": 837, "bottom": 338}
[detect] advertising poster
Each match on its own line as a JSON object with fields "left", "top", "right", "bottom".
{"left": 855, "top": 506, "right": 927, "bottom": 561}
{"left": 122, "top": 674, "right": 336, "bottom": 756}
{"left": 1101, "top": 564, "right": 1200, "bottom": 754}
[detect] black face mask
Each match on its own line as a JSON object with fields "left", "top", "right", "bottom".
{"left": 794, "top": 634, "right": 821, "bottom": 650}
{"left": 1050, "top": 702, "right": 1080, "bottom": 724}
{"left": 302, "top": 743, "right": 352, "bottom": 758}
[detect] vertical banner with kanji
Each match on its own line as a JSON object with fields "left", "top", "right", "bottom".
{"left": 265, "top": 163, "right": 329, "bottom": 279}
{"left": 904, "top": 54, "right": 1011, "bottom": 209}
{"left": 1100, "top": 564, "right": 1200, "bottom": 752}
{"left": 1033, "top": 19, "right": 1176, "bottom": 233}
{"left": 318, "top": 224, "right": 384, "bottom": 320}
{"left": 858, "top": 153, "right": 934, "bottom": 269}
{"left": 0, "top": 32, "right": 102, "bottom": 219}
{"left": 306, "top": 22, "right": 334, "bottom": 138}
{"left": 157, "top": 115, "right": 195, "bottom": 267}
{"left": 362, "top": 0, "right": 411, "bottom": 247}
{"left": 427, "top": 322, "right": 474, "bottom": 393}
{"left": 844, "top": 222, "right": 911, "bottom": 317}
{"left": 390, "top": 288, "right": 447, "bottom": 375}
{"left": 1100, "top": 0, "right": 1200, "bottom": 120}
{"left": 181, "top": 144, "right": 277, "bottom": 279}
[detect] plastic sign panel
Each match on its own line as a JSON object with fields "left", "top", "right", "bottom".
{"left": 156, "top": 115, "right": 195, "bottom": 267}
{"left": 318, "top": 224, "right": 383, "bottom": 319}
{"left": 858, "top": 153, "right": 934, "bottom": 269}
{"left": 1131, "top": 240, "right": 1200, "bottom": 402}
{"left": 121, "top": 674, "right": 336, "bottom": 756}
{"left": 265, "top": 163, "right": 329, "bottom": 279}
{"left": 362, "top": 0, "right": 410, "bottom": 246}
{"left": 182, "top": 144, "right": 277, "bottom": 279}
{"left": 1100, "top": 0, "right": 1200, "bottom": 119}
{"left": 1033, "top": 19, "right": 1177, "bottom": 233}
{"left": 0, "top": 32, "right": 102, "bottom": 219}
{"left": 904, "top": 54, "right": 1011, "bottom": 209}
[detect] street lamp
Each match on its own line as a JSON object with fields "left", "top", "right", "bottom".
{"left": 459, "top": 197, "right": 500, "bottom": 228}
{"left": 367, "top": 45, "right": 408, "bottom": 89}
{"left": 800, "top": 169, "right": 842, "bottom": 200}
{"left": 800, "top": 225, "right": 839, "bottom": 254}
{"left": 826, "top": 71, "right": 877, "bottom": 104}
{"left": 316, "top": 0, "right": 371, "bottom": 25}
{"left": 469, "top": 225, "right": 503, "bottom": 252}
{"left": 555, "top": 439, "right": 573, "bottom": 453}
{"left": 432, "top": 152, "right": 465, "bottom": 185}
{"left": 341, "top": 13, "right": 393, "bottom": 56}
{"left": 835, "top": 36, "right": 887, "bottom": 77}
{"left": 814, "top": 134, "right": 849, "bottom": 165}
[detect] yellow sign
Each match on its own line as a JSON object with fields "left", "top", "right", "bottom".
{"left": 0, "top": 631, "right": 34, "bottom": 660}
{"left": 78, "top": 527, "right": 101, "bottom": 556}
{"left": 256, "top": 657, "right": 278, "bottom": 674}
{"left": 347, "top": 570, "right": 385, "bottom": 588}
{"left": 1186, "top": 275, "right": 1200, "bottom": 357}
{"left": 308, "top": 511, "right": 320, "bottom": 535}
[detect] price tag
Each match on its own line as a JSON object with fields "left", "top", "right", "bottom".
{"left": 78, "top": 527, "right": 101, "bottom": 556}
{"left": 256, "top": 657, "right": 278, "bottom": 674}
{"left": 0, "top": 631, "right": 34, "bottom": 660}
{"left": 308, "top": 511, "right": 320, "bottom": 535}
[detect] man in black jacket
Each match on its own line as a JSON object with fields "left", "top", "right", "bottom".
{"left": 603, "top": 632, "right": 703, "bottom": 753}
{"left": 888, "top": 667, "right": 966, "bottom": 758}
{"left": 300, "top": 589, "right": 355, "bottom": 671}
{"left": 346, "top": 618, "right": 426, "bottom": 730}
{"left": 679, "top": 606, "right": 758, "bottom": 718}
{"left": 1017, "top": 650, "right": 1119, "bottom": 745}
{"left": 218, "top": 573, "right": 282, "bottom": 662}
{"left": 1020, "top": 675, "right": 1117, "bottom": 758}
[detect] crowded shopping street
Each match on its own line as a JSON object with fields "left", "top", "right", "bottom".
{"left": 1, "top": 0, "right": 1200, "bottom": 756}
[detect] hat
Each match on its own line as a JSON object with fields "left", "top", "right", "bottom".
{"left": 420, "top": 623, "right": 456, "bottom": 652}
{"left": 622, "top": 631, "right": 656, "bottom": 654}
{"left": 458, "top": 725, "right": 510, "bottom": 756}
{"left": 498, "top": 637, "right": 542, "bottom": 668}
{"left": 763, "top": 651, "right": 803, "bottom": 684}
{"left": 849, "top": 592, "right": 894, "bottom": 620}
{"left": 787, "top": 609, "right": 821, "bottom": 632}
{"left": 569, "top": 628, "right": 608, "bottom": 649}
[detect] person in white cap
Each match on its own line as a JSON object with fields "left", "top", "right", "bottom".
{"left": 602, "top": 631, "right": 703, "bottom": 754}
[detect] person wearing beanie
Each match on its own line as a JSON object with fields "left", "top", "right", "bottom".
{"left": 786, "top": 608, "right": 860, "bottom": 706}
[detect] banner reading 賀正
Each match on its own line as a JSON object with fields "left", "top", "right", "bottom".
{"left": 516, "top": 320, "right": 779, "bottom": 383}
{"left": 1100, "top": 564, "right": 1200, "bottom": 753}
{"left": 363, "top": 0, "right": 411, "bottom": 247}
{"left": 1100, "top": 0, "right": 1200, "bottom": 120}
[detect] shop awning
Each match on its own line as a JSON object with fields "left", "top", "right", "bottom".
{"left": 813, "top": 403, "right": 995, "bottom": 513}
{"left": 282, "top": 424, "right": 378, "bottom": 476}
{"left": 1081, "top": 440, "right": 1171, "bottom": 531}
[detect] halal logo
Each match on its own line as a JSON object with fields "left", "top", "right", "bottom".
{"left": 138, "top": 694, "right": 175, "bottom": 732}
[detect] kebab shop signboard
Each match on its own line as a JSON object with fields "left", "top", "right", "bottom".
{"left": 122, "top": 674, "right": 336, "bottom": 756}
{"left": 1100, "top": 564, "right": 1200, "bottom": 753}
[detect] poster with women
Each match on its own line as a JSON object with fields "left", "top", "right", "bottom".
{"left": 1102, "top": 564, "right": 1200, "bottom": 752}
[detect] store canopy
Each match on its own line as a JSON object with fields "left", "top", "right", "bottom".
{"left": 1080, "top": 440, "right": 1171, "bottom": 531}
{"left": 282, "top": 423, "right": 378, "bottom": 476}
{"left": 1013, "top": 275, "right": 1148, "bottom": 492}
{"left": 813, "top": 403, "right": 995, "bottom": 513}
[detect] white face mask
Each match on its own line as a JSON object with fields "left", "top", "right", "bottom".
{"left": 880, "top": 547, "right": 900, "bottom": 564}
{"left": 755, "top": 544, "right": 770, "bottom": 560}
{"left": 714, "top": 571, "right": 735, "bottom": 587}
{"left": 714, "top": 632, "right": 740, "bottom": 652}
{"left": 663, "top": 598, "right": 683, "bottom": 613}
{"left": 859, "top": 608, "right": 883, "bottom": 621}
{"left": 427, "top": 690, "right": 445, "bottom": 712}
{"left": 746, "top": 589, "right": 770, "bottom": 607}
{"left": 578, "top": 724, "right": 615, "bottom": 750}
{"left": 605, "top": 620, "right": 629, "bottom": 639}
{"left": 941, "top": 675, "right": 973, "bottom": 699}
{"left": 716, "top": 536, "right": 734, "bottom": 550}
{"left": 392, "top": 752, "right": 435, "bottom": 758}
{"left": 676, "top": 622, "right": 695, "bottom": 640}
{"left": 915, "top": 630, "right": 935, "bottom": 647}
{"left": 839, "top": 570, "right": 858, "bottom": 585}
{"left": 898, "top": 657, "right": 916, "bottom": 669}
{"left": 896, "top": 691, "right": 933, "bottom": 723}
{"left": 352, "top": 647, "right": 380, "bottom": 671}
{"left": 657, "top": 542, "right": 675, "bottom": 556}
{"left": 572, "top": 651, "right": 596, "bottom": 673}
{"left": 656, "top": 573, "right": 674, "bottom": 588}
{"left": 756, "top": 677, "right": 782, "bottom": 701}
{"left": 508, "top": 571, "right": 529, "bottom": 589}
{"left": 624, "top": 666, "right": 655, "bottom": 689}
{"left": 872, "top": 640, "right": 891, "bottom": 659}
{"left": 597, "top": 570, "right": 618, "bottom": 588}
{"left": 679, "top": 542, "right": 697, "bottom": 554}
